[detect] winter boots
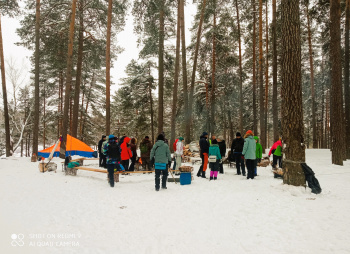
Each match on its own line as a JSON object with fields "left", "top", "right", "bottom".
{"left": 197, "top": 166, "right": 203, "bottom": 177}
{"left": 201, "top": 171, "right": 207, "bottom": 178}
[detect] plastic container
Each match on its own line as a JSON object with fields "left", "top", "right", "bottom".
{"left": 180, "top": 172, "right": 191, "bottom": 185}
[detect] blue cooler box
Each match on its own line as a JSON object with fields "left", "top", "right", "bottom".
{"left": 180, "top": 172, "right": 191, "bottom": 185}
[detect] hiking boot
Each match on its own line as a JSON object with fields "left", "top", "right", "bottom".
{"left": 201, "top": 171, "right": 207, "bottom": 178}
{"left": 155, "top": 188, "right": 160, "bottom": 191}
{"left": 214, "top": 177, "right": 217, "bottom": 180}
{"left": 210, "top": 176, "right": 213, "bottom": 181}
{"left": 162, "top": 186, "right": 167, "bottom": 189}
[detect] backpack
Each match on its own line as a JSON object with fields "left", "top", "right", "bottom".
{"left": 140, "top": 142, "right": 149, "bottom": 154}
{"left": 173, "top": 139, "right": 179, "bottom": 152}
{"left": 108, "top": 142, "right": 121, "bottom": 160}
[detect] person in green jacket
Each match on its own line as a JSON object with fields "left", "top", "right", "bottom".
{"left": 254, "top": 136, "right": 263, "bottom": 176}
{"left": 150, "top": 134, "right": 172, "bottom": 191}
{"left": 208, "top": 139, "right": 222, "bottom": 180}
{"left": 242, "top": 130, "right": 256, "bottom": 179}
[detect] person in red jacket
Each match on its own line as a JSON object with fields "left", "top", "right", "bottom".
{"left": 120, "top": 136, "right": 132, "bottom": 172}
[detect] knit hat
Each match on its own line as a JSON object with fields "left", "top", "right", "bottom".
{"left": 102, "top": 135, "right": 106, "bottom": 139}
{"left": 157, "top": 134, "right": 164, "bottom": 141}
{"left": 109, "top": 134, "right": 115, "bottom": 140}
{"left": 212, "top": 139, "right": 218, "bottom": 145}
{"left": 202, "top": 132, "right": 208, "bottom": 136}
{"left": 145, "top": 136, "right": 149, "bottom": 139}
{"left": 178, "top": 137, "right": 184, "bottom": 141}
{"left": 245, "top": 130, "right": 254, "bottom": 136}
{"left": 236, "top": 132, "right": 241, "bottom": 137}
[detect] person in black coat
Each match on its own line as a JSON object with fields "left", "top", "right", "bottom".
{"left": 98, "top": 135, "right": 106, "bottom": 167}
{"left": 231, "top": 132, "right": 246, "bottom": 176}
{"left": 217, "top": 136, "right": 226, "bottom": 174}
{"left": 197, "top": 132, "right": 210, "bottom": 178}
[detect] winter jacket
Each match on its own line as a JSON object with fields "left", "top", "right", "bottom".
{"left": 231, "top": 137, "right": 244, "bottom": 153}
{"left": 102, "top": 136, "right": 109, "bottom": 154}
{"left": 120, "top": 137, "right": 132, "bottom": 160}
{"left": 254, "top": 136, "right": 263, "bottom": 159}
{"left": 130, "top": 138, "right": 137, "bottom": 159}
{"left": 98, "top": 135, "right": 106, "bottom": 153}
{"left": 140, "top": 139, "right": 153, "bottom": 158}
{"left": 175, "top": 140, "right": 184, "bottom": 155}
{"left": 199, "top": 136, "right": 210, "bottom": 154}
{"left": 104, "top": 141, "right": 121, "bottom": 165}
{"left": 218, "top": 140, "right": 226, "bottom": 157}
{"left": 150, "top": 140, "right": 172, "bottom": 164}
{"left": 209, "top": 144, "right": 222, "bottom": 160}
{"left": 269, "top": 140, "right": 282, "bottom": 156}
{"left": 242, "top": 135, "right": 256, "bottom": 160}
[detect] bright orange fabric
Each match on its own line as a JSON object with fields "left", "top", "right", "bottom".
{"left": 203, "top": 153, "right": 208, "bottom": 172}
{"left": 39, "top": 134, "right": 93, "bottom": 154}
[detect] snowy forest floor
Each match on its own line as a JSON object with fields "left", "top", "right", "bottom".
{"left": 1, "top": 149, "right": 350, "bottom": 254}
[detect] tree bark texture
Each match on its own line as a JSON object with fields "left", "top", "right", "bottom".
{"left": 32, "top": 0, "right": 40, "bottom": 157}
{"left": 345, "top": 0, "right": 350, "bottom": 158}
{"left": 158, "top": 0, "right": 165, "bottom": 134}
{"left": 281, "top": 0, "right": 306, "bottom": 186}
{"left": 72, "top": 0, "right": 84, "bottom": 138}
{"left": 272, "top": 0, "right": 278, "bottom": 141}
{"left": 265, "top": 0, "right": 269, "bottom": 147}
{"left": 259, "top": 0, "right": 266, "bottom": 150}
{"left": 189, "top": 0, "right": 207, "bottom": 141}
{"left": 253, "top": 0, "right": 257, "bottom": 135}
{"left": 105, "top": 0, "right": 112, "bottom": 135}
{"left": 0, "top": 15, "right": 12, "bottom": 156}
{"left": 210, "top": 3, "right": 217, "bottom": 134}
{"left": 330, "top": 0, "right": 345, "bottom": 165}
{"left": 235, "top": 0, "right": 243, "bottom": 132}
{"left": 60, "top": 0, "right": 77, "bottom": 158}
{"left": 171, "top": 0, "right": 181, "bottom": 152}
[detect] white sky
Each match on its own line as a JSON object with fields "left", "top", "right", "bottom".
{"left": 1, "top": 2, "right": 198, "bottom": 95}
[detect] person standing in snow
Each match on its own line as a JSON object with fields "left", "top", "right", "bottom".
{"left": 231, "top": 132, "right": 246, "bottom": 176}
{"left": 140, "top": 136, "right": 153, "bottom": 171}
{"left": 174, "top": 137, "right": 184, "bottom": 172}
{"left": 120, "top": 136, "right": 133, "bottom": 172}
{"left": 217, "top": 136, "right": 226, "bottom": 174}
{"left": 150, "top": 134, "right": 172, "bottom": 191}
{"left": 101, "top": 136, "right": 110, "bottom": 169}
{"left": 104, "top": 135, "right": 124, "bottom": 187}
{"left": 129, "top": 138, "right": 137, "bottom": 171}
{"left": 269, "top": 138, "right": 283, "bottom": 169}
{"left": 242, "top": 130, "right": 256, "bottom": 179}
{"left": 208, "top": 139, "right": 222, "bottom": 180}
{"left": 98, "top": 135, "right": 106, "bottom": 167}
{"left": 197, "top": 132, "right": 210, "bottom": 178}
{"left": 254, "top": 136, "right": 263, "bottom": 176}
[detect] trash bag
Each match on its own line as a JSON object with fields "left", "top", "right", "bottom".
{"left": 301, "top": 163, "right": 322, "bottom": 194}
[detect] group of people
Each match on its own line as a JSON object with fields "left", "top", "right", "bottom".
{"left": 97, "top": 130, "right": 283, "bottom": 189}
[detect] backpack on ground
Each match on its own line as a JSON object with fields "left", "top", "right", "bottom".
{"left": 108, "top": 142, "right": 121, "bottom": 160}
{"left": 140, "top": 142, "right": 149, "bottom": 154}
{"left": 301, "top": 163, "right": 322, "bottom": 194}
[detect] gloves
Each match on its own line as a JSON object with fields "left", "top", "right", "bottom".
{"left": 150, "top": 158, "right": 155, "bottom": 167}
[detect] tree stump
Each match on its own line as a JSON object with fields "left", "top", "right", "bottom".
{"left": 283, "top": 160, "right": 306, "bottom": 187}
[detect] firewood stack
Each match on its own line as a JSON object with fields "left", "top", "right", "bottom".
{"left": 183, "top": 149, "right": 200, "bottom": 157}
{"left": 257, "top": 157, "right": 270, "bottom": 167}
{"left": 179, "top": 166, "right": 194, "bottom": 172}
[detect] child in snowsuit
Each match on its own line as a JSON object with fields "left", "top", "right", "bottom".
{"left": 254, "top": 136, "right": 263, "bottom": 176}
{"left": 104, "top": 135, "right": 124, "bottom": 187}
{"left": 208, "top": 139, "right": 222, "bottom": 180}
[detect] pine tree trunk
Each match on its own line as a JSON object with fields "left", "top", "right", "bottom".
{"left": 105, "top": 0, "right": 112, "bottom": 135}
{"left": 81, "top": 73, "right": 95, "bottom": 138}
{"left": 272, "top": 0, "right": 278, "bottom": 141}
{"left": 281, "top": 0, "right": 306, "bottom": 186}
{"left": 253, "top": 0, "right": 257, "bottom": 135}
{"left": 345, "top": 0, "right": 350, "bottom": 158}
{"left": 259, "top": 0, "right": 266, "bottom": 150}
{"left": 32, "top": 0, "right": 40, "bottom": 157}
{"left": 179, "top": 0, "right": 189, "bottom": 143}
{"left": 60, "top": 0, "right": 77, "bottom": 159}
{"left": 265, "top": 0, "right": 269, "bottom": 147}
{"left": 0, "top": 15, "right": 12, "bottom": 156}
{"left": 330, "top": 0, "right": 345, "bottom": 165}
{"left": 72, "top": 0, "right": 84, "bottom": 138}
{"left": 43, "top": 85, "right": 46, "bottom": 149}
{"left": 158, "top": 0, "right": 165, "bottom": 134}
{"left": 210, "top": 2, "right": 217, "bottom": 134}
{"left": 305, "top": 3, "right": 317, "bottom": 149}
{"left": 189, "top": 0, "right": 207, "bottom": 141}
{"left": 235, "top": 0, "right": 243, "bottom": 132}
{"left": 171, "top": 0, "right": 181, "bottom": 152}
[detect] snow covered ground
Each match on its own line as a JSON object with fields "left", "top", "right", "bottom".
{"left": 1, "top": 149, "right": 350, "bottom": 254}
